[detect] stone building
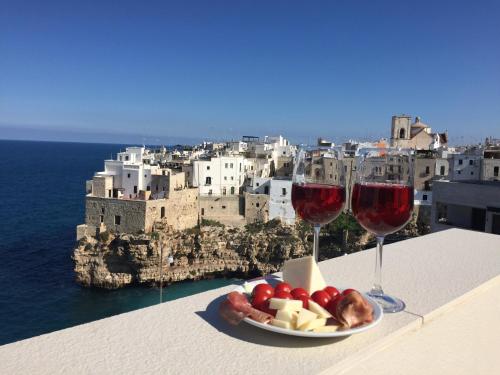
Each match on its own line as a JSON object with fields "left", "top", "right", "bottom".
{"left": 244, "top": 192, "right": 269, "bottom": 223}
{"left": 413, "top": 152, "right": 436, "bottom": 206}
{"left": 481, "top": 147, "right": 500, "bottom": 182}
{"left": 78, "top": 188, "right": 199, "bottom": 239}
{"left": 391, "top": 115, "right": 448, "bottom": 150}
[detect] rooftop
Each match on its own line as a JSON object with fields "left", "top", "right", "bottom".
{"left": 1, "top": 229, "right": 500, "bottom": 374}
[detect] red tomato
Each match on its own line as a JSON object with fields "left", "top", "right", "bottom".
{"left": 323, "top": 286, "right": 340, "bottom": 299}
{"left": 342, "top": 288, "right": 357, "bottom": 296}
{"left": 295, "top": 296, "right": 310, "bottom": 309}
{"left": 311, "top": 290, "right": 332, "bottom": 308}
{"left": 274, "top": 282, "right": 292, "bottom": 294}
{"left": 326, "top": 295, "right": 345, "bottom": 317}
{"left": 291, "top": 288, "right": 309, "bottom": 299}
{"left": 251, "top": 293, "right": 271, "bottom": 309}
{"left": 252, "top": 297, "right": 276, "bottom": 316}
{"left": 251, "top": 284, "right": 274, "bottom": 298}
{"left": 274, "top": 290, "right": 293, "bottom": 299}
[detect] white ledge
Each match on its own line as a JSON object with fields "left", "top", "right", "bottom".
{"left": 1, "top": 229, "right": 500, "bottom": 374}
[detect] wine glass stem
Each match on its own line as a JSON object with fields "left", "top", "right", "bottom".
{"left": 371, "top": 236, "right": 385, "bottom": 295}
{"left": 313, "top": 224, "right": 321, "bottom": 262}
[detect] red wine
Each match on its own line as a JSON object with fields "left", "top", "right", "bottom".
{"left": 292, "top": 183, "right": 345, "bottom": 225}
{"left": 352, "top": 183, "right": 414, "bottom": 236}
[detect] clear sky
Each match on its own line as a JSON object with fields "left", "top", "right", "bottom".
{"left": 1, "top": 0, "right": 499, "bottom": 145}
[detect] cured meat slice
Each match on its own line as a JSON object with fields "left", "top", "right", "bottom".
{"left": 335, "top": 291, "right": 374, "bottom": 328}
{"left": 219, "top": 291, "right": 273, "bottom": 325}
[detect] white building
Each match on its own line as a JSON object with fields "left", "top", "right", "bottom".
{"left": 448, "top": 153, "right": 481, "bottom": 181}
{"left": 192, "top": 155, "right": 246, "bottom": 196}
{"left": 246, "top": 177, "right": 295, "bottom": 224}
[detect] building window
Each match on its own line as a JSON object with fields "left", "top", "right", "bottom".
{"left": 225, "top": 163, "right": 228, "bottom": 168}
{"left": 458, "top": 159, "right": 463, "bottom": 165}
{"left": 134, "top": 186, "right": 137, "bottom": 194}
{"left": 205, "top": 177, "right": 212, "bottom": 185}
{"left": 494, "top": 166, "right": 499, "bottom": 177}
{"left": 239, "top": 163, "right": 242, "bottom": 172}
{"left": 114, "top": 215, "right": 121, "bottom": 225}
{"left": 125, "top": 156, "right": 129, "bottom": 161}
{"left": 201, "top": 208, "right": 205, "bottom": 216}
{"left": 458, "top": 171, "right": 461, "bottom": 174}
{"left": 161, "top": 207, "right": 165, "bottom": 218}
{"left": 162, "top": 171, "right": 166, "bottom": 176}
{"left": 223, "top": 187, "right": 227, "bottom": 195}
{"left": 108, "top": 190, "right": 112, "bottom": 198}
{"left": 207, "top": 166, "right": 210, "bottom": 170}
{"left": 282, "top": 188, "right": 287, "bottom": 196}
{"left": 101, "top": 207, "right": 105, "bottom": 214}
{"left": 231, "top": 176, "right": 234, "bottom": 180}
{"left": 146, "top": 186, "right": 151, "bottom": 191}
{"left": 144, "top": 174, "right": 147, "bottom": 178}
{"left": 127, "top": 173, "right": 131, "bottom": 178}
{"left": 440, "top": 166, "right": 445, "bottom": 175}
{"left": 222, "top": 205, "right": 226, "bottom": 209}
{"left": 230, "top": 163, "right": 234, "bottom": 168}
{"left": 264, "top": 186, "right": 269, "bottom": 194}
{"left": 330, "top": 174, "right": 333, "bottom": 178}
{"left": 423, "top": 194, "right": 428, "bottom": 201}
{"left": 469, "top": 160, "right": 473, "bottom": 166}
{"left": 224, "top": 176, "right": 227, "bottom": 180}
{"left": 471, "top": 171, "right": 474, "bottom": 175}
{"left": 425, "top": 166, "right": 430, "bottom": 174}
{"left": 256, "top": 203, "right": 260, "bottom": 208}
{"left": 100, "top": 215, "right": 104, "bottom": 223}
{"left": 208, "top": 189, "right": 213, "bottom": 195}
{"left": 256, "top": 182, "right": 260, "bottom": 187}
{"left": 399, "top": 128, "right": 405, "bottom": 139}
{"left": 156, "top": 185, "right": 159, "bottom": 191}
{"left": 230, "top": 186, "right": 235, "bottom": 195}
{"left": 344, "top": 165, "right": 348, "bottom": 172}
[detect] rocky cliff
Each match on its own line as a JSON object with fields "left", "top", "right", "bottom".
{"left": 73, "top": 221, "right": 310, "bottom": 289}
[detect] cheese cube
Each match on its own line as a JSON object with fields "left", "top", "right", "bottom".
{"left": 270, "top": 319, "right": 292, "bottom": 330}
{"left": 243, "top": 282, "right": 254, "bottom": 295}
{"left": 283, "top": 256, "right": 327, "bottom": 294}
{"left": 296, "top": 308, "right": 318, "bottom": 329}
{"left": 268, "top": 298, "right": 303, "bottom": 311}
{"left": 275, "top": 310, "right": 298, "bottom": 328}
{"left": 313, "top": 325, "right": 340, "bottom": 333}
{"left": 307, "top": 300, "right": 332, "bottom": 318}
{"left": 299, "top": 318, "right": 327, "bottom": 331}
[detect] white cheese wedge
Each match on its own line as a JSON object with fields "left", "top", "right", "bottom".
{"left": 313, "top": 325, "right": 340, "bottom": 333}
{"left": 268, "top": 298, "right": 303, "bottom": 311}
{"left": 243, "top": 282, "right": 254, "bottom": 295}
{"left": 296, "top": 308, "right": 318, "bottom": 329}
{"left": 283, "top": 256, "right": 326, "bottom": 294}
{"left": 299, "top": 318, "right": 327, "bottom": 331}
{"left": 307, "top": 300, "right": 333, "bottom": 318}
{"left": 270, "top": 319, "right": 292, "bottom": 330}
{"left": 275, "top": 310, "right": 298, "bottom": 329}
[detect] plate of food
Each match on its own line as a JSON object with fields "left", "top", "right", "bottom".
{"left": 219, "top": 256, "right": 383, "bottom": 338}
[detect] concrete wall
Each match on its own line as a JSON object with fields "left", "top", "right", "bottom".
{"left": 448, "top": 154, "right": 481, "bottom": 181}
{"left": 244, "top": 192, "right": 269, "bottom": 223}
{"left": 431, "top": 180, "right": 500, "bottom": 234}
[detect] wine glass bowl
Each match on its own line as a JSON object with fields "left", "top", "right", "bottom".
{"left": 291, "top": 146, "right": 346, "bottom": 261}
{"left": 351, "top": 148, "right": 414, "bottom": 313}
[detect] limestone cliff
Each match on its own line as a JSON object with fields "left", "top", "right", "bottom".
{"left": 73, "top": 221, "right": 310, "bottom": 289}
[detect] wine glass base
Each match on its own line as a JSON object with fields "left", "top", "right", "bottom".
{"left": 367, "top": 292, "right": 406, "bottom": 313}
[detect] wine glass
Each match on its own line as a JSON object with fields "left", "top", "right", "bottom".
{"left": 351, "top": 147, "right": 414, "bottom": 313}
{"left": 291, "top": 146, "right": 346, "bottom": 262}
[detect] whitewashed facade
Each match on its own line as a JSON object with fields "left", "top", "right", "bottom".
{"left": 246, "top": 177, "right": 295, "bottom": 224}
{"left": 192, "top": 156, "right": 245, "bottom": 196}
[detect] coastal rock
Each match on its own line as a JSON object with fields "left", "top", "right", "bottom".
{"left": 73, "top": 221, "right": 310, "bottom": 289}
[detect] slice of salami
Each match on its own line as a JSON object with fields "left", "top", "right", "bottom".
{"left": 219, "top": 291, "right": 273, "bottom": 325}
{"left": 335, "top": 291, "right": 374, "bottom": 328}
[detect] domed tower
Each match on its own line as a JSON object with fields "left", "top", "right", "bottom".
{"left": 391, "top": 115, "right": 412, "bottom": 147}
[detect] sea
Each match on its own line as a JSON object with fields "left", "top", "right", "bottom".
{"left": 0, "top": 139, "right": 236, "bottom": 346}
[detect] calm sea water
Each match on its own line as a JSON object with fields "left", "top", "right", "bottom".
{"left": 0, "top": 139, "right": 236, "bottom": 346}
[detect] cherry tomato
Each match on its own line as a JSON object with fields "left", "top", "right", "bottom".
{"left": 291, "top": 288, "right": 309, "bottom": 299}
{"left": 326, "top": 295, "right": 345, "bottom": 317}
{"left": 274, "top": 290, "right": 293, "bottom": 299}
{"left": 311, "top": 290, "right": 332, "bottom": 308}
{"left": 342, "top": 288, "right": 357, "bottom": 296}
{"left": 251, "top": 283, "right": 274, "bottom": 298}
{"left": 295, "top": 295, "right": 310, "bottom": 309}
{"left": 323, "top": 286, "right": 340, "bottom": 299}
{"left": 251, "top": 293, "right": 271, "bottom": 309}
{"left": 274, "top": 282, "right": 292, "bottom": 294}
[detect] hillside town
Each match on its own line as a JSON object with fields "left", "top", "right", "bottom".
{"left": 77, "top": 115, "right": 500, "bottom": 242}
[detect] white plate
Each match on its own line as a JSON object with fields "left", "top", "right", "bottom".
{"left": 234, "top": 277, "right": 383, "bottom": 338}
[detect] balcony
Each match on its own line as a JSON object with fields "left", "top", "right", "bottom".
{"left": 1, "top": 229, "right": 500, "bottom": 374}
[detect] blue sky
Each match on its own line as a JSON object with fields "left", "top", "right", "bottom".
{"left": 1, "top": 0, "right": 499, "bottom": 145}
